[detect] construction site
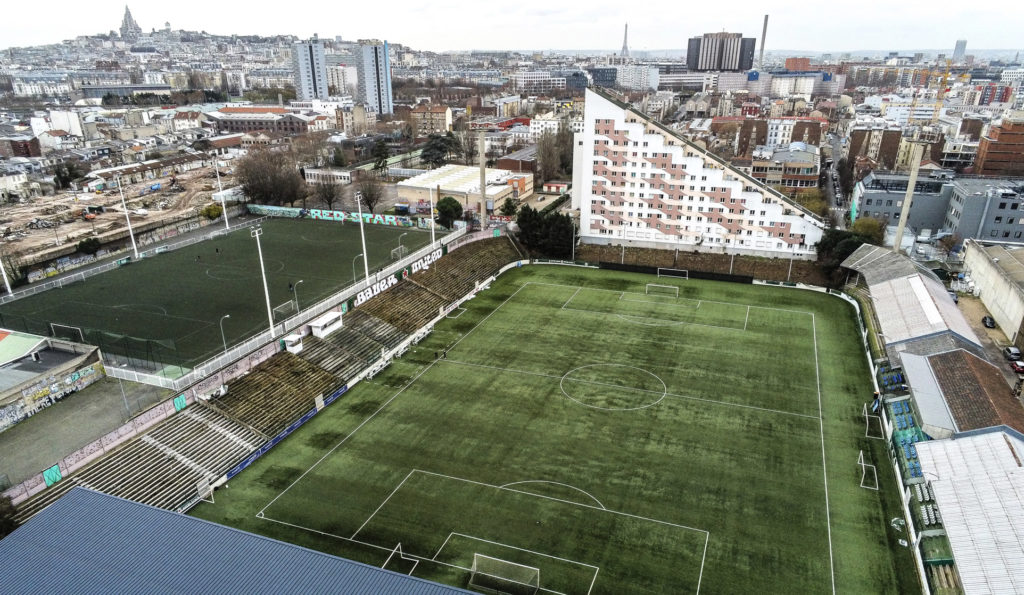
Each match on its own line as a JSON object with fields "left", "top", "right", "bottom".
{"left": 0, "top": 163, "right": 232, "bottom": 279}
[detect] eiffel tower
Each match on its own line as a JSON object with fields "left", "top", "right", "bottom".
{"left": 621, "top": 23, "right": 629, "bottom": 58}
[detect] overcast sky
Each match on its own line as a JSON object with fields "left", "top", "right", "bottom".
{"left": 3, "top": 1, "right": 1023, "bottom": 54}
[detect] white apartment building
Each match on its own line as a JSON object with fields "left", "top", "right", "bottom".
{"left": 1001, "top": 69, "right": 1024, "bottom": 90}
{"left": 615, "top": 66, "right": 659, "bottom": 91}
{"left": 356, "top": 40, "right": 394, "bottom": 115}
{"left": 292, "top": 36, "right": 329, "bottom": 101}
{"left": 766, "top": 119, "right": 795, "bottom": 148}
{"left": 511, "top": 72, "right": 566, "bottom": 93}
{"left": 530, "top": 112, "right": 567, "bottom": 140}
{"left": 572, "top": 89, "right": 825, "bottom": 257}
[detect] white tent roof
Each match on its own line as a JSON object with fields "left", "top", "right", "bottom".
{"left": 916, "top": 431, "right": 1024, "bottom": 594}
{"left": 901, "top": 353, "right": 955, "bottom": 439}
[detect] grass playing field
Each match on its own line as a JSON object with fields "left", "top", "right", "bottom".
{"left": 0, "top": 218, "right": 436, "bottom": 370}
{"left": 190, "top": 265, "right": 918, "bottom": 594}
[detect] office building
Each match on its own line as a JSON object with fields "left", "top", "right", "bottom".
{"left": 686, "top": 33, "right": 756, "bottom": 72}
{"left": 356, "top": 40, "right": 394, "bottom": 115}
{"left": 975, "top": 113, "right": 1024, "bottom": 177}
{"left": 292, "top": 36, "right": 328, "bottom": 102}
{"left": 953, "top": 40, "right": 967, "bottom": 63}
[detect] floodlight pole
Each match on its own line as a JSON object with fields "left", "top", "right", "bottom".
{"left": 355, "top": 191, "right": 370, "bottom": 285}
{"left": 570, "top": 215, "right": 577, "bottom": 262}
{"left": 251, "top": 227, "right": 275, "bottom": 337}
{"left": 429, "top": 186, "right": 436, "bottom": 247}
{"left": 116, "top": 175, "right": 139, "bottom": 259}
{"left": 352, "top": 253, "right": 363, "bottom": 285}
{"left": 211, "top": 152, "right": 229, "bottom": 231}
{"left": 0, "top": 249, "right": 11, "bottom": 295}
{"left": 293, "top": 279, "right": 304, "bottom": 311}
{"left": 219, "top": 314, "right": 231, "bottom": 353}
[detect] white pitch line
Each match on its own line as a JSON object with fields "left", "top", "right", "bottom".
{"left": 352, "top": 469, "right": 415, "bottom": 539}
{"left": 440, "top": 359, "right": 819, "bottom": 420}
{"left": 258, "top": 283, "right": 533, "bottom": 516}
{"left": 498, "top": 480, "right": 607, "bottom": 509}
{"left": 561, "top": 287, "right": 582, "bottom": 309}
{"left": 812, "top": 314, "right": 837, "bottom": 595}
{"left": 696, "top": 532, "right": 710, "bottom": 594}
{"left": 744, "top": 305, "right": 750, "bottom": 331}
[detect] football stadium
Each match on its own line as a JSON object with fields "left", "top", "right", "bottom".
{"left": 0, "top": 213, "right": 918, "bottom": 593}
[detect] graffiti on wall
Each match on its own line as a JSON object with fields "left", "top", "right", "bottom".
{"left": 247, "top": 204, "right": 421, "bottom": 228}
{"left": 0, "top": 362, "right": 105, "bottom": 432}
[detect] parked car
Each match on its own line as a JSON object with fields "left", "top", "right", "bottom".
{"left": 947, "top": 290, "right": 958, "bottom": 304}
{"left": 1011, "top": 360, "right": 1024, "bottom": 374}
{"left": 983, "top": 315, "right": 996, "bottom": 328}
{"left": 1004, "top": 346, "right": 1022, "bottom": 361}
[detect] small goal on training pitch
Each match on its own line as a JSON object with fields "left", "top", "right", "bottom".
{"left": 469, "top": 554, "right": 540, "bottom": 595}
{"left": 273, "top": 300, "right": 297, "bottom": 321}
{"left": 391, "top": 245, "right": 409, "bottom": 260}
{"left": 646, "top": 283, "right": 679, "bottom": 298}
{"left": 657, "top": 268, "right": 688, "bottom": 280}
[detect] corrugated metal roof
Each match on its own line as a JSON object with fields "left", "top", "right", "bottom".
{"left": 869, "top": 271, "right": 979, "bottom": 346}
{"left": 0, "top": 487, "right": 472, "bottom": 595}
{"left": 917, "top": 431, "right": 1024, "bottom": 595}
{"left": 902, "top": 353, "right": 956, "bottom": 438}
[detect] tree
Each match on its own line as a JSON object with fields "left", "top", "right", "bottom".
{"left": 235, "top": 148, "right": 307, "bottom": 207}
{"left": 314, "top": 178, "right": 340, "bottom": 210}
{"left": 836, "top": 157, "right": 855, "bottom": 196}
{"left": 536, "top": 131, "right": 560, "bottom": 182}
{"left": 0, "top": 495, "right": 17, "bottom": 539}
{"left": 77, "top": 237, "right": 101, "bottom": 255}
{"left": 436, "top": 196, "right": 463, "bottom": 229}
{"left": 499, "top": 197, "right": 517, "bottom": 217}
{"left": 357, "top": 173, "right": 385, "bottom": 213}
{"left": 421, "top": 134, "right": 448, "bottom": 169}
{"left": 442, "top": 131, "right": 463, "bottom": 163}
{"left": 937, "top": 233, "right": 962, "bottom": 254}
{"left": 53, "top": 161, "right": 89, "bottom": 190}
{"left": 292, "top": 131, "right": 329, "bottom": 167}
{"left": 515, "top": 205, "right": 574, "bottom": 258}
{"left": 332, "top": 148, "right": 347, "bottom": 168}
{"left": 851, "top": 217, "right": 886, "bottom": 246}
{"left": 372, "top": 139, "right": 390, "bottom": 172}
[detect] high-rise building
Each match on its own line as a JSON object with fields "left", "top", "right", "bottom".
{"left": 975, "top": 114, "right": 1024, "bottom": 177}
{"left": 356, "top": 40, "right": 394, "bottom": 115}
{"left": 953, "top": 40, "right": 967, "bottom": 63}
{"left": 572, "top": 88, "right": 824, "bottom": 256}
{"left": 621, "top": 23, "right": 629, "bottom": 58}
{"left": 120, "top": 6, "right": 142, "bottom": 43}
{"left": 292, "top": 36, "right": 328, "bottom": 102}
{"left": 686, "top": 32, "right": 756, "bottom": 72}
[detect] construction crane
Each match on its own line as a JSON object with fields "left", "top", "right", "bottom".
{"left": 932, "top": 59, "right": 952, "bottom": 124}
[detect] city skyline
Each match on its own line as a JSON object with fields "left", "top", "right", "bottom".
{"left": 1, "top": 0, "right": 1022, "bottom": 55}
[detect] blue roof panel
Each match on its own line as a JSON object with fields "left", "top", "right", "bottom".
{"left": 0, "top": 487, "right": 471, "bottom": 595}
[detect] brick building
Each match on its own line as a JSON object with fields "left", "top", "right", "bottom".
{"left": 410, "top": 104, "right": 453, "bottom": 135}
{"left": 0, "top": 135, "right": 42, "bottom": 158}
{"left": 975, "top": 115, "right": 1024, "bottom": 177}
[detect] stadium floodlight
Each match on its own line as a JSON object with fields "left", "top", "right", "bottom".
{"left": 352, "top": 253, "right": 363, "bottom": 286}
{"left": 355, "top": 191, "right": 370, "bottom": 285}
{"left": 293, "top": 279, "right": 304, "bottom": 311}
{"left": 116, "top": 174, "right": 139, "bottom": 259}
{"left": 429, "top": 187, "right": 436, "bottom": 247}
{"left": 211, "top": 152, "right": 229, "bottom": 231}
{"left": 0, "top": 249, "right": 11, "bottom": 295}
{"left": 251, "top": 226, "right": 276, "bottom": 337}
{"left": 219, "top": 314, "right": 231, "bottom": 353}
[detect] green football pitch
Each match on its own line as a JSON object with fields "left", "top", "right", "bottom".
{"left": 190, "top": 265, "right": 917, "bottom": 593}
{"left": 0, "top": 218, "right": 436, "bottom": 370}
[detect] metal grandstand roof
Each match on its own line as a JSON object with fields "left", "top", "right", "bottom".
{"left": 902, "top": 353, "right": 955, "bottom": 439}
{"left": 916, "top": 431, "right": 1024, "bottom": 595}
{"left": 842, "top": 244, "right": 939, "bottom": 285}
{"left": 0, "top": 488, "right": 472, "bottom": 595}
{"left": 843, "top": 245, "right": 980, "bottom": 348}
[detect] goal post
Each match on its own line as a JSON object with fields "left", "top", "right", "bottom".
{"left": 857, "top": 450, "right": 879, "bottom": 490}
{"left": 50, "top": 323, "right": 85, "bottom": 344}
{"left": 469, "top": 554, "right": 540, "bottom": 595}
{"left": 863, "top": 402, "right": 884, "bottom": 440}
{"left": 646, "top": 283, "right": 679, "bottom": 298}
{"left": 657, "top": 268, "right": 688, "bottom": 279}
{"left": 272, "top": 300, "right": 297, "bottom": 321}
{"left": 391, "top": 244, "right": 409, "bottom": 260}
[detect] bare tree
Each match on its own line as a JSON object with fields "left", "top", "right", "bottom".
{"left": 291, "top": 131, "right": 330, "bottom": 168}
{"left": 236, "top": 148, "right": 307, "bottom": 207}
{"left": 314, "top": 178, "right": 340, "bottom": 210}
{"left": 458, "top": 129, "right": 479, "bottom": 166}
{"left": 357, "top": 173, "right": 385, "bottom": 213}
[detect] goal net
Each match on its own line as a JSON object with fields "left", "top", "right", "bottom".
{"left": 646, "top": 283, "right": 679, "bottom": 298}
{"left": 857, "top": 450, "right": 879, "bottom": 490}
{"left": 273, "top": 300, "right": 297, "bottom": 321}
{"left": 469, "top": 554, "right": 540, "bottom": 595}
{"left": 657, "top": 268, "right": 688, "bottom": 279}
{"left": 391, "top": 244, "right": 409, "bottom": 260}
{"left": 50, "top": 323, "right": 86, "bottom": 344}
